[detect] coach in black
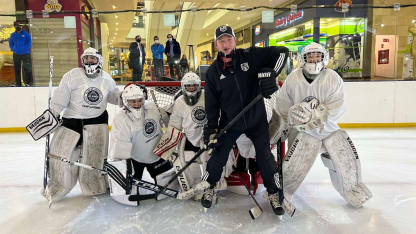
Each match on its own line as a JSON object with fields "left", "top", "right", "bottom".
{"left": 201, "top": 25, "right": 289, "bottom": 215}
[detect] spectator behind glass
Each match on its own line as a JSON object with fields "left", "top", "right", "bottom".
{"left": 180, "top": 54, "right": 189, "bottom": 77}
{"left": 129, "top": 35, "right": 146, "bottom": 81}
{"left": 165, "top": 34, "right": 181, "bottom": 80}
{"left": 151, "top": 36, "right": 165, "bottom": 80}
{"left": 9, "top": 21, "right": 33, "bottom": 86}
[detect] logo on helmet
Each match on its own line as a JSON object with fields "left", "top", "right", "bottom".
{"left": 144, "top": 119, "right": 157, "bottom": 138}
{"left": 84, "top": 87, "right": 103, "bottom": 105}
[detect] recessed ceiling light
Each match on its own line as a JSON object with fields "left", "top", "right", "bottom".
{"left": 115, "top": 15, "right": 118, "bottom": 19}
{"left": 381, "top": 24, "right": 385, "bottom": 27}
{"left": 112, "top": 6, "right": 116, "bottom": 9}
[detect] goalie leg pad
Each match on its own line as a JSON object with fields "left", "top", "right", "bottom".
{"left": 108, "top": 160, "right": 138, "bottom": 206}
{"left": 322, "top": 130, "right": 372, "bottom": 207}
{"left": 155, "top": 168, "right": 180, "bottom": 200}
{"left": 43, "top": 126, "right": 80, "bottom": 204}
{"left": 178, "top": 136, "right": 202, "bottom": 190}
{"left": 269, "top": 110, "right": 290, "bottom": 144}
{"left": 283, "top": 131, "right": 322, "bottom": 198}
{"left": 79, "top": 124, "right": 109, "bottom": 195}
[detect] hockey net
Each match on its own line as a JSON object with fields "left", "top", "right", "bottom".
{"left": 129, "top": 81, "right": 285, "bottom": 159}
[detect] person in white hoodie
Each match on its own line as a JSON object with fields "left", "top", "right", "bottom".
{"left": 275, "top": 42, "right": 372, "bottom": 208}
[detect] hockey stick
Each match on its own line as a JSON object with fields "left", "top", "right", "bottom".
{"left": 234, "top": 170, "right": 263, "bottom": 220}
{"left": 163, "top": 94, "right": 264, "bottom": 191}
{"left": 47, "top": 153, "right": 180, "bottom": 199}
{"left": 43, "top": 56, "right": 53, "bottom": 190}
{"left": 150, "top": 89, "right": 191, "bottom": 192}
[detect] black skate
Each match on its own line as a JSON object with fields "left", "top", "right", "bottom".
{"left": 201, "top": 187, "right": 218, "bottom": 211}
{"left": 264, "top": 191, "right": 285, "bottom": 218}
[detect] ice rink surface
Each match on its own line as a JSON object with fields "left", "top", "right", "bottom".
{"left": 0, "top": 128, "right": 415, "bottom": 234}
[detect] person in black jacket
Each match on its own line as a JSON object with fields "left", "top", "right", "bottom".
{"left": 178, "top": 25, "right": 289, "bottom": 216}
{"left": 165, "top": 34, "right": 181, "bottom": 79}
{"left": 129, "top": 35, "right": 146, "bottom": 81}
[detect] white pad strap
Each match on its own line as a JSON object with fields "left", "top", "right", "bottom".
{"left": 27, "top": 109, "right": 60, "bottom": 141}
{"left": 153, "top": 125, "right": 183, "bottom": 161}
{"left": 323, "top": 129, "right": 372, "bottom": 207}
{"left": 79, "top": 124, "right": 109, "bottom": 196}
{"left": 155, "top": 168, "right": 180, "bottom": 200}
{"left": 283, "top": 131, "right": 322, "bottom": 197}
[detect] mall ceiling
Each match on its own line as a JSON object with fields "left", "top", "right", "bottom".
{"left": 90, "top": 0, "right": 294, "bottom": 48}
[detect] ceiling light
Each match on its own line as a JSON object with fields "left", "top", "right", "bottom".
{"left": 381, "top": 24, "right": 385, "bottom": 27}
{"left": 237, "top": 17, "right": 240, "bottom": 20}
{"left": 327, "top": 18, "right": 332, "bottom": 21}
{"left": 116, "top": 22, "right": 119, "bottom": 25}
{"left": 226, "top": 24, "right": 229, "bottom": 26}
{"left": 115, "top": 33, "right": 117, "bottom": 35}
{"left": 112, "top": 6, "right": 116, "bottom": 9}
{"left": 116, "top": 28, "right": 118, "bottom": 31}
{"left": 412, "top": 20, "right": 415, "bottom": 23}
{"left": 115, "top": 15, "right": 118, "bottom": 19}
{"left": 206, "top": 33, "right": 209, "bottom": 36}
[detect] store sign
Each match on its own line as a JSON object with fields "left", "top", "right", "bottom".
{"left": 255, "top": 25, "right": 262, "bottom": 35}
{"left": 275, "top": 11, "right": 304, "bottom": 28}
{"left": 44, "top": 0, "right": 62, "bottom": 12}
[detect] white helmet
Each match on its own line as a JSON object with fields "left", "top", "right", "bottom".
{"left": 81, "top": 47, "right": 103, "bottom": 78}
{"left": 181, "top": 72, "right": 202, "bottom": 106}
{"left": 298, "top": 42, "right": 329, "bottom": 78}
{"left": 122, "top": 84, "right": 146, "bottom": 119}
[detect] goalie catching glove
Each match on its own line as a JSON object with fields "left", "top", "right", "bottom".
{"left": 258, "top": 68, "right": 278, "bottom": 99}
{"left": 288, "top": 102, "right": 328, "bottom": 132}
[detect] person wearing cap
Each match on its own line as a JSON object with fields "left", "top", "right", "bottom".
{"left": 178, "top": 25, "right": 289, "bottom": 216}
{"left": 9, "top": 21, "right": 33, "bottom": 86}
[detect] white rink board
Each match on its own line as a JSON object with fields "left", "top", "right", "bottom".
{"left": 1, "top": 81, "right": 416, "bottom": 128}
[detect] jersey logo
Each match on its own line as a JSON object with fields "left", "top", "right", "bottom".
{"left": 220, "top": 74, "right": 226, "bottom": 80}
{"left": 143, "top": 119, "right": 157, "bottom": 138}
{"left": 84, "top": 87, "right": 103, "bottom": 105}
{"left": 302, "top": 96, "right": 320, "bottom": 109}
{"left": 191, "top": 106, "right": 207, "bottom": 124}
{"left": 241, "top": 62, "right": 249, "bottom": 72}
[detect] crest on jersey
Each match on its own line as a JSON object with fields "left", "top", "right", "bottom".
{"left": 302, "top": 96, "right": 320, "bottom": 109}
{"left": 241, "top": 62, "right": 249, "bottom": 72}
{"left": 220, "top": 26, "right": 227, "bottom": 32}
{"left": 84, "top": 87, "right": 103, "bottom": 105}
{"left": 191, "top": 106, "right": 207, "bottom": 124}
{"left": 144, "top": 119, "right": 157, "bottom": 138}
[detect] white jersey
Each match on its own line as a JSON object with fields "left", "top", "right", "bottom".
{"left": 109, "top": 101, "right": 164, "bottom": 164}
{"left": 169, "top": 90, "right": 207, "bottom": 147}
{"left": 51, "top": 68, "right": 119, "bottom": 119}
{"left": 276, "top": 68, "right": 346, "bottom": 140}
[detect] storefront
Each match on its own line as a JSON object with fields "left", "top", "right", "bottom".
{"left": 252, "top": 0, "right": 368, "bottom": 79}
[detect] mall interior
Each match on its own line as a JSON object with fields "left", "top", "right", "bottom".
{"left": 1, "top": 0, "right": 416, "bottom": 86}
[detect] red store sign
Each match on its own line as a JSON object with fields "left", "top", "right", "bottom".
{"left": 275, "top": 11, "right": 304, "bottom": 28}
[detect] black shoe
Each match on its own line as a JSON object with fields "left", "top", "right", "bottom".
{"left": 201, "top": 188, "right": 215, "bottom": 208}
{"left": 12, "top": 84, "right": 22, "bottom": 87}
{"left": 264, "top": 191, "right": 285, "bottom": 216}
{"left": 25, "top": 84, "right": 31, "bottom": 87}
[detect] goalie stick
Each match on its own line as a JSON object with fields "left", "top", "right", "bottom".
{"left": 47, "top": 153, "right": 180, "bottom": 199}
{"left": 43, "top": 56, "right": 53, "bottom": 190}
{"left": 150, "top": 89, "right": 191, "bottom": 192}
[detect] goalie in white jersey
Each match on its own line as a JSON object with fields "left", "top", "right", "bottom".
{"left": 42, "top": 47, "right": 121, "bottom": 205}
{"left": 154, "top": 72, "right": 227, "bottom": 196}
{"left": 108, "top": 84, "right": 178, "bottom": 206}
{"left": 275, "top": 42, "right": 372, "bottom": 208}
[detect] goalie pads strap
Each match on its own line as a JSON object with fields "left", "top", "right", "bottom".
{"left": 79, "top": 124, "right": 109, "bottom": 195}
{"left": 283, "top": 131, "right": 322, "bottom": 198}
{"left": 153, "top": 125, "right": 183, "bottom": 161}
{"left": 322, "top": 130, "right": 372, "bottom": 207}
{"left": 27, "top": 109, "right": 60, "bottom": 141}
{"left": 269, "top": 110, "right": 290, "bottom": 144}
{"left": 43, "top": 126, "right": 80, "bottom": 205}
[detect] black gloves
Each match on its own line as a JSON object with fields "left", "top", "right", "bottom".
{"left": 258, "top": 68, "right": 278, "bottom": 99}
{"left": 203, "top": 125, "right": 221, "bottom": 154}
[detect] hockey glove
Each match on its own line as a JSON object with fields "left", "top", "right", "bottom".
{"left": 258, "top": 68, "right": 278, "bottom": 99}
{"left": 203, "top": 125, "right": 221, "bottom": 155}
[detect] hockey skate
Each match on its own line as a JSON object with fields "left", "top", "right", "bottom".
{"left": 264, "top": 191, "right": 285, "bottom": 220}
{"left": 201, "top": 186, "right": 218, "bottom": 212}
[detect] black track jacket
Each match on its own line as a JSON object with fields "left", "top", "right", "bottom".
{"left": 205, "top": 46, "right": 289, "bottom": 131}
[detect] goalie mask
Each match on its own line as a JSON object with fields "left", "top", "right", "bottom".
{"left": 81, "top": 47, "right": 103, "bottom": 79}
{"left": 181, "top": 72, "right": 202, "bottom": 106}
{"left": 122, "top": 84, "right": 146, "bottom": 119}
{"left": 298, "top": 42, "right": 329, "bottom": 80}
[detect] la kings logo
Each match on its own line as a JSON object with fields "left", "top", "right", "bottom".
{"left": 143, "top": 119, "right": 157, "bottom": 138}
{"left": 241, "top": 62, "right": 249, "bottom": 72}
{"left": 84, "top": 87, "right": 103, "bottom": 105}
{"left": 191, "top": 106, "right": 207, "bottom": 124}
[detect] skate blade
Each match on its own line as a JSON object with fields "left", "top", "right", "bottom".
{"left": 278, "top": 215, "right": 283, "bottom": 222}
{"left": 204, "top": 208, "right": 208, "bottom": 212}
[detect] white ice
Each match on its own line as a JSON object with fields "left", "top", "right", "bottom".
{"left": 0, "top": 128, "right": 415, "bottom": 234}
